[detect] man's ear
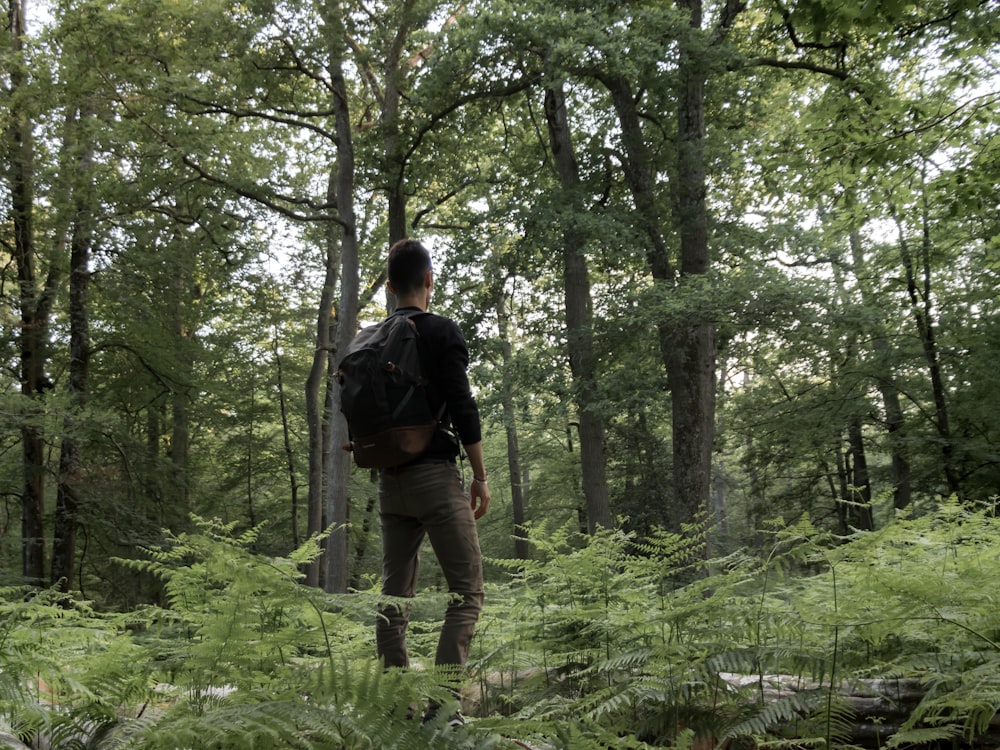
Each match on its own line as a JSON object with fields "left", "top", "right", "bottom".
{"left": 424, "top": 269, "right": 434, "bottom": 289}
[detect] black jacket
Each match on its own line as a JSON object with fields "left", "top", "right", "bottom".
{"left": 398, "top": 307, "right": 482, "bottom": 461}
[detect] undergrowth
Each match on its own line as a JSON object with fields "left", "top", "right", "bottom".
{"left": 2, "top": 500, "right": 999, "bottom": 749}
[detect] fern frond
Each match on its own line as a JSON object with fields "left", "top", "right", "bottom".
{"left": 594, "top": 648, "right": 653, "bottom": 674}
{"left": 753, "top": 737, "right": 829, "bottom": 750}
{"left": 886, "top": 724, "right": 962, "bottom": 748}
{"left": 723, "top": 690, "right": 823, "bottom": 740}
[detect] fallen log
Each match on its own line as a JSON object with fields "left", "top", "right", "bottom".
{"left": 721, "top": 674, "right": 1000, "bottom": 748}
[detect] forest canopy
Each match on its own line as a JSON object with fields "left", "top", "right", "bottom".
{"left": 2, "top": 0, "right": 998, "bottom": 594}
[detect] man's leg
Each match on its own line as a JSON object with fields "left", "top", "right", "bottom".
{"left": 422, "top": 465, "right": 485, "bottom": 668}
{"left": 377, "top": 475, "right": 426, "bottom": 668}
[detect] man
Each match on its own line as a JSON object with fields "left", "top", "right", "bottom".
{"left": 375, "top": 238, "right": 491, "bottom": 700}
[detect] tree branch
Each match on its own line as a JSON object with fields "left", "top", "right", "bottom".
{"left": 175, "top": 96, "right": 337, "bottom": 141}
{"left": 402, "top": 73, "right": 541, "bottom": 167}
{"left": 712, "top": 0, "right": 748, "bottom": 46}
{"left": 412, "top": 179, "right": 476, "bottom": 228}
{"left": 895, "top": 0, "right": 993, "bottom": 40}
{"left": 179, "top": 154, "right": 347, "bottom": 225}
{"left": 748, "top": 56, "right": 849, "bottom": 80}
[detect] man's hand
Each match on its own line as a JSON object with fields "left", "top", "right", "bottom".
{"left": 464, "top": 441, "right": 491, "bottom": 519}
{"left": 470, "top": 477, "right": 491, "bottom": 519}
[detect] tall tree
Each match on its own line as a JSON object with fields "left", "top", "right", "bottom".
{"left": 321, "top": 0, "right": 361, "bottom": 594}
{"left": 5, "top": 0, "right": 57, "bottom": 585}
{"left": 892, "top": 187, "right": 958, "bottom": 497}
{"left": 319, "top": 0, "right": 450, "bottom": 591}
{"left": 594, "top": 0, "right": 740, "bottom": 531}
{"left": 495, "top": 295, "right": 530, "bottom": 559}
{"left": 830, "top": 249, "right": 874, "bottom": 532}
{"left": 51, "top": 101, "right": 96, "bottom": 591}
{"left": 847, "top": 228, "right": 911, "bottom": 510}
{"left": 543, "top": 79, "right": 612, "bottom": 533}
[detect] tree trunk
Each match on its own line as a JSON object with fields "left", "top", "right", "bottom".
{"left": 383, "top": 12, "right": 411, "bottom": 246}
{"left": 711, "top": 362, "right": 730, "bottom": 547}
{"left": 496, "top": 299, "right": 529, "bottom": 559}
{"left": 7, "top": 0, "right": 51, "bottom": 587}
{"left": 170, "top": 370, "right": 191, "bottom": 519}
{"left": 323, "top": 2, "right": 421, "bottom": 591}
{"left": 245, "top": 379, "right": 258, "bottom": 530}
{"left": 831, "top": 243, "right": 874, "bottom": 532}
{"left": 350, "top": 493, "right": 377, "bottom": 591}
{"left": 304, "top": 177, "right": 337, "bottom": 587}
{"left": 848, "top": 230, "right": 911, "bottom": 510}
{"left": 671, "top": 0, "right": 716, "bottom": 532}
{"left": 882, "top": 384, "right": 911, "bottom": 510}
{"left": 605, "top": 53, "right": 716, "bottom": 532}
{"left": 893, "top": 199, "right": 958, "bottom": 496}
{"left": 169, "top": 270, "right": 193, "bottom": 525}
{"left": 846, "top": 416, "right": 874, "bottom": 530}
{"left": 543, "top": 81, "right": 613, "bottom": 533}
{"left": 274, "top": 332, "right": 301, "bottom": 548}
{"left": 323, "top": 0, "right": 360, "bottom": 594}
{"left": 52, "top": 106, "right": 96, "bottom": 593}
{"left": 146, "top": 403, "right": 163, "bottom": 511}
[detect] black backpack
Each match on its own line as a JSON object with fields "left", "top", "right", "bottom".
{"left": 337, "top": 309, "right": 445, "bottom": 469}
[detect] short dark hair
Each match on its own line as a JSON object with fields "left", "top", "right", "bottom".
{"left": 387, "top": 238, "right": 432, "bottom": 296}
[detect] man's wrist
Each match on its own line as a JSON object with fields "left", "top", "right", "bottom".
{"left": 473, "top": 475, "right": 488, "bottom": 483}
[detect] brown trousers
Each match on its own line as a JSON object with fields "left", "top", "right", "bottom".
{"left": 376, "top": 462, "right": 484, "bottom": 669}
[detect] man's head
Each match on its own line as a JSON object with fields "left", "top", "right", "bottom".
{"left": 387, "top": 238, "right": 433, "bottom": 298}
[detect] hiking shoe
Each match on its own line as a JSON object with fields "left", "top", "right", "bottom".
{"left": 421, "top": 704, "right": 466, "bottom": 728}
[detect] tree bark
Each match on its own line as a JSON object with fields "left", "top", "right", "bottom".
{"left": 496, "top": 299, "right": 529, "bottom": 559}
{"left": 831, "top": 245, "right": 874, "bottom": 532}
{"left": 52, "top": 106, "right": 96, "bottom": 593}
{"left": 383, "top": 7, "right": 413, "bottom": 246}
{"left": 846, "top": 416, "right": 874, "bottom": 530}
{"left": 304, "top": 176, "right": 338, "bottom": 587}
{"left": 604, "top": 0, "right": 718, "bottom": 532}
{"left": 7, "top": 0, "right": 52, "bottom": 587}
{"left": 848, "top": 230, "right": 911, "bottom": 510}
{"left": 711, "top": 363, "right": 730, "bottom": 546}
{"left": 893, "top": 197, "right": 958, "bottom": 497}
{"left": 543, "top": 81, "right": 613, "bottom": 533}
{"left": 350, "top": 494, "right": 377, "bottom": 591}
{"left": 323, "top": 0, "right": 360, "bottom": 594}
{"left": 169, "top": 268, "right": 193, "bottom": 524}
{"left": 671, "top": 0, "right": 717, "bottom": 532}
{"left": 274, "top": 332, "right": 301, "bottom": 548}
{"left": 245, "top": 379, "right": 258, "bottom": 530}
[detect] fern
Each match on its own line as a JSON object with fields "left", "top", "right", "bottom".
{"left": 886, "top": 724, "right": 962, "bottom": 748}
{"left": 724, "top": 690, "right": 824, "bottom": 740}
{"left": 9, "top": 505, "right": 1000, "bottom": 749}
{"left": 0, "top": 586, "right": 155, "bottom": 749}
{"left": 478, "top": 505, "right": 1000, "bottom": 748}
{"left": 99, "top": 521, "right": 504, "bottom": 749}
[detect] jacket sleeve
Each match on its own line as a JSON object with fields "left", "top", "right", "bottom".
{"left": 435, "top": 318, "right": 482, "bottom": 446}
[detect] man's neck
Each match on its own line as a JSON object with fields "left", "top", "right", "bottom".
{"left": 395, "top": 294, "right": 427, "bottom": 312}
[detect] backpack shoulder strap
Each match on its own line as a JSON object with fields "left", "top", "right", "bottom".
{"left": 390, "top": 308, "right": 447, "bottom": 423}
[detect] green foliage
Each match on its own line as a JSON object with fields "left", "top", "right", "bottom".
{"left": 4, "top": 0, "right": 998, "bottom": 606}
{"left": 5, "top": 507, "right": 1000, "bottom": 747}
{"left": 475, "top": 504, "right": 1000, "bottom": 747}
{"left": 0, "top": 586, "right": 151, "bottom": 746}
{"left": 1, "top": 518, "right": 503, "bottom": 748}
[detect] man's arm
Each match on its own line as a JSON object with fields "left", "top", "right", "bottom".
{"left": 464, "top": 440, "right": 491, "bottom": 520}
